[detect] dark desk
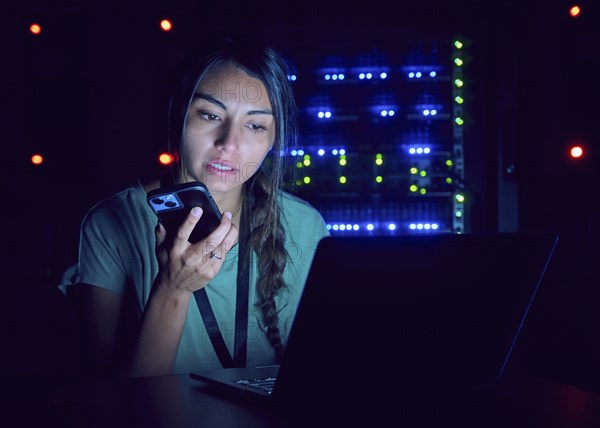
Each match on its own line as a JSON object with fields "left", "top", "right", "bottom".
{"left": 7, "top": 370, "right": 600, "bottom": 428}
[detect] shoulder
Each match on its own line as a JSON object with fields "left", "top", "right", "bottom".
{"left": 278, "top": 191, "right": 325, "bottom": 224}
{"left": 278, "top": 191, "right": 329, "bottom": 240}
{"left": 82, "top": 182, "right": 152, "bottom": 232}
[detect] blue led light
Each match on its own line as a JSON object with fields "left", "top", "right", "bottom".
{"left": 380, "top": 72, "right": 388, "bottom": 79}
{"left": 359, "top": 73, "right": 365, "bottom": 80}
{"left": 429, "top": 71, "right": 436, "bottom": 77}
{"left": 408, "top": 72, "right": 415, "bottom": 78}
{"left": 332, "top": 149, "right": 339, "bottom": 155}
{"left": 415, "top": 72, "right": 422, "bottom": 78}
{"left": 339, "top": 149, "right": 346, "bottom": 155}
{"left": 367, "top": 224, "right": 374, "bottom": 231}
{"left": 430, "top": 109, "right": 437, "bottom": 116}
{"left": 388, "top": 223, "right": 397, "bottom": 231}
{"left": 408, "top": 146, "right": 432, "bottom": 155}
{"left": 366, "top": 72, "right": 373, "bottom": 79}
{"left": 409, "top": 223, "right": 440, "bottom": 231}
{"left": 318, "top": 112, "right": 324, "bottom": 118}
{"left": 339, "top": 74, "right": 345, "bottom": 80}
{"left": 423, "top": 109, "right": 430, "bottom": 116}
{"left": 324, "top": 74, "right": 331, "bottom": 80}
{"left": 324, "top": 111, "right": 332, "bottom": 118}
{"left": 291, "top": 150, "right": 298, "bottom": 156}
{"left": 381, "top": 110, "right": 388, "bottom": 117}
{"left": 332, "top": 74, "right": 338, "bottom": 80}
{"left": 388, "top": 110, "right": 395, "bottom": 116}
{"left": 297, "top": 149, "right": 305, "bottom": 156}
{"left": 318, "top": 149, "right": 325, "bottom": 156}
{"left": 353, "top": 224, "right": 360, "bottom": 231}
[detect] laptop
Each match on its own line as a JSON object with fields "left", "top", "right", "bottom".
{"left": 190, "top": 233, "right": 558, "bottom": 409}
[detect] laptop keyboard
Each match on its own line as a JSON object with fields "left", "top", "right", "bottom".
{"left": 234, "top": 377, "right": 277, "bottom": 395}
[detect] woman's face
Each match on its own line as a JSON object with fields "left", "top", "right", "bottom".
{"left": 181, "top": 63, "right": 276, "bottom": 196}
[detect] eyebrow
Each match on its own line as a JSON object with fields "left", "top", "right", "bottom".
{"left": 193, "top": 93, "right": 274, "bottom": 116}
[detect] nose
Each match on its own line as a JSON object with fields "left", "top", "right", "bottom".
{"left": 214, "top": 121, "right": 238, "bottom": 153}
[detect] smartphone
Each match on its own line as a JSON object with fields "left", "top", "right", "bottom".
{"left": 147, "top": 181, "right": 222, "bottom": 244}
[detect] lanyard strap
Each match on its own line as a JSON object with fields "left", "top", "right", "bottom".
{"left": 194, "top": 244, "right": 249, "bottom": 368}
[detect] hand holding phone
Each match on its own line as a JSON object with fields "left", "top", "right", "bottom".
{"left": 147, "top": 182, "right": 222, "bottom": 244}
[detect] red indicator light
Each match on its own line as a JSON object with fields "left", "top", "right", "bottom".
{"left": 31, "top": 154, "right": 44, "bottom": 165}
{"left": 160, "top": 19, "right": 173, "bottom": 32}
{"left": 570, "top": 6, "right": 581, "bottom": 17}
{"left": 29, "top": 23, "right": 42, "bottom": 35}
{"left": 159, "top": 153, "right": 175, "bottom": 165}
{"left": 570, "top": 146, "right": 584, "bottom": 159}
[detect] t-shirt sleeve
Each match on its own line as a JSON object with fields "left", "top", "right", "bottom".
{"left": 58, "top": 201, "right": 128, "bottom": 295}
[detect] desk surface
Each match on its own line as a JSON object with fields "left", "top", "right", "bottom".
{"left": 6, "top": 370, "right": 600, "bottom": 428}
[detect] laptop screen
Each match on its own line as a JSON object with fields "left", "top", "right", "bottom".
{"left": 274, "top": 233, "right": 558, "bottom": 401}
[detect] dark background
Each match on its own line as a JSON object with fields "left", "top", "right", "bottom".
{"left": 1, "top": 0, "right": 598, "bottom": 390}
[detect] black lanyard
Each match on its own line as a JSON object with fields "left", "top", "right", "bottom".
{"left": 193, "top": 244, "right": 249, "bottom": 368}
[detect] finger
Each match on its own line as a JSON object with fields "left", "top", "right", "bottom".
{"left": 171, "top": 207, "right": 203, "bottom": 253}
{"left": 205, "top": 220, "right": 239, "bottom": 264}
{"left": 217, "top": 222, "right": 240, "bottom": 262}
{"left": 155, "top": 221, "right": 167, "bottom": 247}
{"left": 192, "top": 211, "right": 234, "bottom": 258}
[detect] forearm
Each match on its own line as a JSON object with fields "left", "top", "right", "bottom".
{"left": 128, "top": 285, "right": 192, "bottom": 377}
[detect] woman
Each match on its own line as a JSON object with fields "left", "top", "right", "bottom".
{"left": 60, "top": 35, "right": 329, "bottom": 378}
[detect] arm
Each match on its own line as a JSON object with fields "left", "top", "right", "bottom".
{"left": 67, "top": 283, "right": 132, "bottom": 378}
{"left": 69, "top": 208, "right": 238, "bottom": 378}
{"left": 128, "top": 208, "right": 238, "bottom": 377}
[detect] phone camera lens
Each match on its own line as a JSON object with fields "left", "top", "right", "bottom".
{"left": 151, "top": 198, "right": 164, "bottom": 205}
{"left": 165, "top": 201, "right": 177, "bottom": 208}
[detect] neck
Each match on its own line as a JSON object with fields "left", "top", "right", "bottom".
{"left": 212, "top": 189, "right": 243, "bottom": 224}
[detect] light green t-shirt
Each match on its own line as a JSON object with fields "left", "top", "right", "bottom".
{"left": 59, "top": 181, "right": 329, "bottom": 373}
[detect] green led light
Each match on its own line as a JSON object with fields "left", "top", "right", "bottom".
{"left": 446, "top": 177, "right": 453, "bottom": 184}
{"left": 339, "top": 176, "right": 347, "bottom": 184}
{"left": 454, "top": 79, "right": 464, "bottom": 87}
{"left": 303, "top": 176, "right": 311, "bottom": 184}
{"left": 454, "top": 96, "right": 464, "bottom": 104}
{"left": 454, "top": 58, "right": 464, "bottom": 67}
{"left": 455, "top": 193, "right": 465, "bottom": 202}
{"left": 409, "top": 184, "right": 418, "bottom": 192}
{"left": 375, "top": 158, "right": 383, "bottom": 166}
{"left": 303, "top": 159, "right": 311, "bottom": 166}
{"left": 419, "top": 188, "right": 427, "bottom": 195}
{"left": 376, "top": 153, "right": 383, "bottom": 159}
{"left": 445, "top": 160, "right": 454, "bottom": 167}
{"left": 295, "top": 179, "right": 302, "bottom": 186}
{"left": 296, "top": 161, "right": 303, "bottom": 168}
{"left": 339, "top": 159, "right": 347, "bottom": 166}
{"left": 455, "top": 210, "right": 463, "bottom": 218}
{"left": 419, "top": 170, "right": 427, "bottom": 177}
{"left": 455, "top": 117, "right": 464, "bottom": 126}
{"left": 303, "top": 154, "right": 311, "bottom": 160}
{"left": 454, "top": 40, "right": 463, "bottom": 49}
{"left": 410, "top": 167, "right": 418, "bottom": 174}
{"left": 375, "top": 175, "right": 383, "bottom": 183}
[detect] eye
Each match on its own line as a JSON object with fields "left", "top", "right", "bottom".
{"left": 196, "top": 111, "right": 221, "bottom": 121}
{"left": 247, "top": 123, "right": 267, "bottom": 133}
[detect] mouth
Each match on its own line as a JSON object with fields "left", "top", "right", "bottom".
{"left": 208, "top": 162, "right": 234, "bottom": 171}
{"left": 205, "top": 160, "right": 237, "bottom": 175}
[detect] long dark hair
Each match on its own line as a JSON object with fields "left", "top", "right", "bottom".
{"left": 167, "top": 35, "right": 297, "bottom": 363}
